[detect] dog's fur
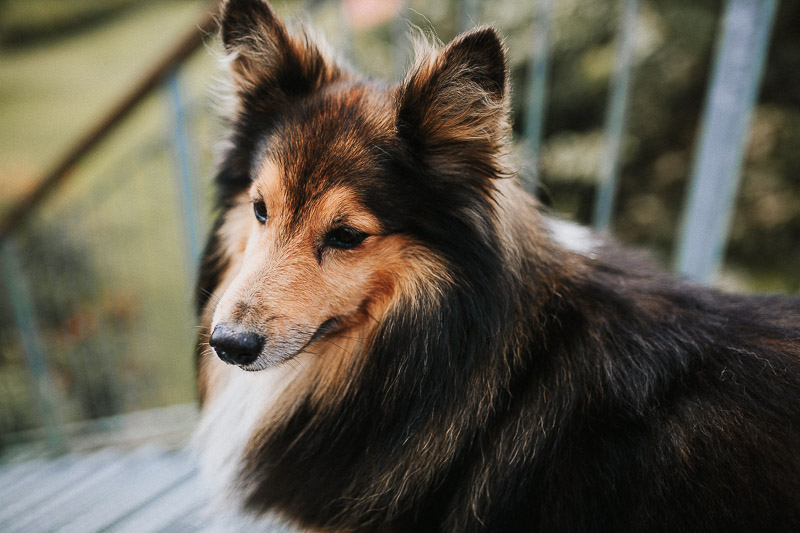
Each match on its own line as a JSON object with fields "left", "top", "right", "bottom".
{"left": 194, "top": 1, "right": 800, "bottom": 531}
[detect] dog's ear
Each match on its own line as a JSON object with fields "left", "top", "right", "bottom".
{"left": 219, "top": 0, "right": 344, "bottom": 96}
{"left": 396, "top": 27, "right": 511, "bottom": 183}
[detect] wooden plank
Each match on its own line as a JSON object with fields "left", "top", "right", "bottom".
{"left": 54, "top": 448, "right": 196, "bottom": 533}
{"left": 0, "top": 446, "right": 301, "bottom": 532}
{"left": 3, "top": 450, "right": 141, "bottom": 533}
{"left": 106, "top": 472, "right": 204, "bottom": 533}
{"left": 0, "top": 450, "right": 117, "bottom": 526}
{"left": 0, "top": 455, "right": 74, "bottom": 508}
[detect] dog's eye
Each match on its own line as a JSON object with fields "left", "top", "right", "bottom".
{"left": 325, "top": 227, "right": 367, "bottom": 249}
{"left": 253, "top": 201, "right": 268, "bottom": 224}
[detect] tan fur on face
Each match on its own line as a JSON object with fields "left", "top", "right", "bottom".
{"left": 208, "top": 158, "right": 449, "bottom": 379}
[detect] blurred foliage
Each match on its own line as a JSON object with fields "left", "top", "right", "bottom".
{"left": 537, "top": 0, "right": 800, "bottom": 291}
{"left": 0, "top": 226, "right": 126, "bottom": 435}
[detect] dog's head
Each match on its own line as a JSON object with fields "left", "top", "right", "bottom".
{"left": 205, "top": 0, "right": 512, "bottom": 371}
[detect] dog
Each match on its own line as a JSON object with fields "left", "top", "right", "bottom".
{"left": 194, "top": 0, "right": 800, "bottom": 530}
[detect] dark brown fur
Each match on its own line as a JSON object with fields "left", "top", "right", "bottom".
{"left": 195, "top": 1, "right": 800, "bottom": 531}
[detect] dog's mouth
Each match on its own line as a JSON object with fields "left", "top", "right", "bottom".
{"left": 303, "top": 317, "right": 340, "bottom": 350}
{"left": 212, "top": 317, "right": 341, "bottom": 372}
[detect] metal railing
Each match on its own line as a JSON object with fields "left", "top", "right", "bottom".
{"left": 674, "top": 0, "right": 778, "bottom": 282}
{"left": 517, "top": 0, "right": 777, "bottom": 282}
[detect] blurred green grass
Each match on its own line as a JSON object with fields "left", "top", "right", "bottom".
{"left": 0, "top": 0, "right": 223, "bottom": 437}
{"left": 0, "top": 0, "right": 217, "bottom": 212}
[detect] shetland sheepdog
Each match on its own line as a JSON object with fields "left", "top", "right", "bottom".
{"left": 194, "top": 0, "right": 800, "bottom": 531}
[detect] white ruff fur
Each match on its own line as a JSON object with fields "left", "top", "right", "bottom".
{"left": 192, "top": 356, "right": 309, "bottom": 512}
{"left": 546, "top": 217, "right": 598, "bottom": 256}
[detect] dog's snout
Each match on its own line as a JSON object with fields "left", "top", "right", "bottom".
{"left": 209, "top": 324, "right": 265, "bottom": 366}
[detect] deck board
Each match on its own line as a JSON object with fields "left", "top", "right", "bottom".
{"left": 0, "top": 446, "right": 295, "bottom": 532}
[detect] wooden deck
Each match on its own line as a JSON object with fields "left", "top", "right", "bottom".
{"left": 0, "top": 446, "right": 298, "bottom": 532}
{"left": 0, "top": 406, "right": 295, "bottom": 532}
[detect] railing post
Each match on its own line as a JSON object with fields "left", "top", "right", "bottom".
{"left": 593, "top": 0, "right": 639, "bottom": 233}
{"left": 523, "top": 0, "right": 554, "bottom": 193}
{"left": 166, "top": 70, "right": 203, "bottom": 278}
{"left": 1, "top": 239, "right": 67, "bottom": 455}
{"left": 674, "top": 0, "right": 778, "bottom": 283}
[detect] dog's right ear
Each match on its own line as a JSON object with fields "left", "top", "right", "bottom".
{"left": 395, "top": 27, "right": 512, "bottom": 187}
{"left": 219, "top": 0, "right": 344, "bottom": 96}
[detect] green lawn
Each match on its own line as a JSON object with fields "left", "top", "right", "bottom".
{"left": 0, "top": 0, "right": 218, "bottom": 212}
{"left": 0, "top": 0, "right": 225, "bottom": 437}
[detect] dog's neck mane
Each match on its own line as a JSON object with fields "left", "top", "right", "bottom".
{"left": 208, "top": 179, "right": 581, "bottom": 529}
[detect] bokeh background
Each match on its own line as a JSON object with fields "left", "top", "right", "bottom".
{"left": 0, "top": 0, "right": 798, "bottom": 456}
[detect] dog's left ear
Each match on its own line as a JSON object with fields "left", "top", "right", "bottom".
{"left": 219, "top": 0, "right": 344, "bottom": 97}
{"left": 396, "top": 27, "right": 511, "bottom": 184}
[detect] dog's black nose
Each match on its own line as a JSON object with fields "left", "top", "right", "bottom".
{"left": 209, "top": 324, "right": 265, "bottom": 366}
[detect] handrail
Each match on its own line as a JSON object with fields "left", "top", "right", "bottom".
{"left": 0, "top": 3, "right": 220, "bottom": 240}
